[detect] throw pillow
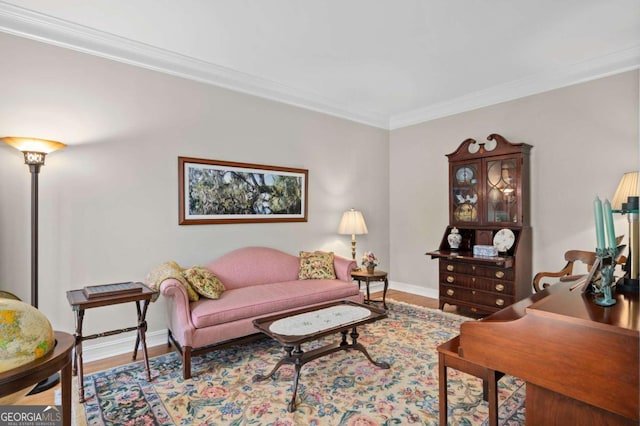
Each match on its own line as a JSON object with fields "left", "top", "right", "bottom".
{"left": 144, "top": 261, "right": 200, "bottom": 302}
{"left": 183, "top": 266, "right": 225, "bottom": 299}
{"left": 298, "top": 251, "right": 337, "bottom": 280}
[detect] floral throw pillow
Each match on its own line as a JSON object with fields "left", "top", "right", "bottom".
{"left": 145, "top": 260, "right": 200, "bottom": 302}
{"left": 298, "top": 251, "right": 336, "bottom": 280}
{"left": 182, "top": 266, "right": 226, "bottom": 299}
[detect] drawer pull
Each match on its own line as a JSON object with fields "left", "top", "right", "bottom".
{"left": 446, "top": 289, "right": 455, "bottom": 296}
{"left": 446, "top": 276, "right": 455, "bottom": 283}
{"left": 446, "top": 264, "right": 455, "bottom": 272}
{"left": 472, "top": 265, "right": 476, "bottom": 271}
{"left": 495, "top": 298, "right": 505, "bottom": 306}
{"left": 495, "top": 284, "right": 505, "bottom": 292}
{"left": 495, "top": 271, "right": 505, "bottom": 279}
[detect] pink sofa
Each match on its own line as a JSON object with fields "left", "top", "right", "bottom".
{"left": 160, "top": 246, "right": 363, "bottom": 378}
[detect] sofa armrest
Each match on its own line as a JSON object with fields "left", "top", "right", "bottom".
{"left": 334, "top": 255, "right": 357, "bottom": 281}
{"left": 160, "top": 279, "right": 196, "bottom": 346}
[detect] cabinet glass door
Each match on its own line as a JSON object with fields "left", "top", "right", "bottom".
{"left": 451, "top": 163, "right": 479, "bottom": 223}
{"left": 486, "top": 158, "right": 518, "bottom": 223}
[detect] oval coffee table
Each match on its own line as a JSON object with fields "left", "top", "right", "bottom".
{"left": 252, "top": 300, "right": 390, "bottom": 412}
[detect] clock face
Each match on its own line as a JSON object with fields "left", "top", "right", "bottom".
{"left": 455, "top": 166, "right": 475, "bottom": 184}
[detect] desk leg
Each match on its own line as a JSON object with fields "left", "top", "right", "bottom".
{"left": 134, "top": 300, "right": 152, "bottom": 381}
{"left": 73, "top": 308, "right": 86, "bottom": 403}
{"left": 438, "top": 352, "right": 448, "bottom": 426}
{"left": 61, "top": 357, "right": 72, "bottom": 426}
{"left": 365, "top": 278, "right": 371, "bottom": 303}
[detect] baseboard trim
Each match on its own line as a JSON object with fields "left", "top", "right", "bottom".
{"left": 80, "top": 329, "right": 168, "bottom": 363}
{"left": 389, "top": 280, "right": 439, "bottom": 299}
{"left": 80, "top": 282, "right": 438, "bottom": 362}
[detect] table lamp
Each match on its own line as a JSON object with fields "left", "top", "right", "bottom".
{"left": 611, "top": 171, "right": 639, "bottom": 292}
{"left": 338, "top": 208, "right": 368, "bottom": 266}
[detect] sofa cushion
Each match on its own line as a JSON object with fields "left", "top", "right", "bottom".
{"left": 298, "top": 251, "right": 336, "bottom": 280}
{"left": 190, "top": 280, "right": 360, "bottom": 328}
{"left": 183, "top": 266, "right": 225, "bottom": 299}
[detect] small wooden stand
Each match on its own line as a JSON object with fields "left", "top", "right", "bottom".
{"left": 66, "top": 283, "right": 155, "bottom": 402}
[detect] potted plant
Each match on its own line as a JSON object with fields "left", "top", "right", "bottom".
{"left": 361, "top": 251, "right": 379, "bottom": 274}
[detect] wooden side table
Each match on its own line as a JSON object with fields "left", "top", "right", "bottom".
{"left": 351, "top": 269, "right": 389, "bottom": 309}
{"left": 66, "top": 283, "right": 155, "bottom": 402}
{"left": 0, "top": 331, "right": 74, "bottom": 426}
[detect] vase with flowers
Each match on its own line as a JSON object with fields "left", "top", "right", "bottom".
{"left": 361, "top": 251, "right": 379, "bottom": 274}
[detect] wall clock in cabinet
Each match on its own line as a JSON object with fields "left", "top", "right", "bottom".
{"left": 427, "top": 134, "right": 533, "bottom": 315}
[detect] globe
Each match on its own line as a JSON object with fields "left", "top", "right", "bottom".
{"left": 0, "top": 298, "right": 55, "bottom": 372}
{"left": 0, "top": 298, "right": 55, "bottom": 404}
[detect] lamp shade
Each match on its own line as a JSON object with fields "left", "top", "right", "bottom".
{"left": 2, "top": 137, "right": 66, "bottom": 154}
{"left": 611, "top": 171, "right": 639, "bottom": 211}
{"left": 338, "top": 209, "right": 368, "bottom": 235}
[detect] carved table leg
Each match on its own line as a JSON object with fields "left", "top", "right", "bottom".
{"left": 288, "top": 345, "right": 304, "bottom": 412}
{"left": 350, "top": 327, "right": 390, "bottom": 369}
{"left": 253, "top": 345, "right": 294, "bottom": 382}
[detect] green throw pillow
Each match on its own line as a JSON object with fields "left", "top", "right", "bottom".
{"left": 183, "top": 266, "right": 225, "bottom": 299}
{"left": 298, "top": 251, "right": 337, "bottom": 280}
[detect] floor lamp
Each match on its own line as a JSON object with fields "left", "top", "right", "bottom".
{"left": 2, "top": 136, "right": 66, "bottom": 392}
{"left": 338, "top": 208, "right": 368, "bottom": 269}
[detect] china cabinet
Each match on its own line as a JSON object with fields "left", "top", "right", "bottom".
{"left": 427, "top": 134, "right": 532, "bottom": 315}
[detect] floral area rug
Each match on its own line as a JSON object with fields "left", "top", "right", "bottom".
{"left": 81, "top": 302, "right": 525, "bottom": 425}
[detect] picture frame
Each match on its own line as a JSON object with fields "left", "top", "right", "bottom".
{"left": 178, "top": 157, "right": 308, "bottom": 225}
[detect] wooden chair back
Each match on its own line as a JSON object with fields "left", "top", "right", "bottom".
{"left": 533, "top": 244, "right": 628, "bottom": 293}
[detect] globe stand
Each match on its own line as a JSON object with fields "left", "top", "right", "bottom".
{"left": 27, "top": 373, "right": 60, "bottom": 395}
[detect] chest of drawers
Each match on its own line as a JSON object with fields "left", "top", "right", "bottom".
{"left": 428, "top": 225, "right": 531, "bottom": 315}
{"left": 438, "top": 258, "right": 515, "bottom": 314}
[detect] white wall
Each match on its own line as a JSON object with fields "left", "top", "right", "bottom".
{"left": 0, "top": 32, "right": 390, "bottom": 349}
{"left": 390, "top": 70, "right": 639, "bottom": 291}
{"left": 2, "top": 29, "right": 638, "bottom": 359}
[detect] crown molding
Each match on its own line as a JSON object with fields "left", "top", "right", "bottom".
{"left": 389, "top": 45, "right": 640, "bottom": 130}
{"left": 0, "top": 2, "right": 638, "bottom": 131}
{"left": 0, "top": 2, "right": 389, "bottom": 129}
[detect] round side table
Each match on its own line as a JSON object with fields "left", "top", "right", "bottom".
{"left": 351, "top": 269, "right": 389, "bottom": 309}
{"left": 0, "top": 331, "right": 74, "bottom": 426}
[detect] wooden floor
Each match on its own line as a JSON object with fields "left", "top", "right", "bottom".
{"left": 16, "top": 290, "right": 460, "bottom": 407}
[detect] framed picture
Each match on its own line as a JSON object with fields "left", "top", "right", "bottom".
{"left": 179, "top": 157, "right": 308, "bottom": 224}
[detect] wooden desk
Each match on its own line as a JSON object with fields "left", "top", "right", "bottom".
{"left": 0, "top": 331, "right": 74, "bottom": 426}
{"left": 456, "top": 282, "right": 639, "bottom": 425}
{"left": 351, "top": 270, "right": 389, "bottom": 309}
{"left": 66, "top": 283, "right": 155, "bottom": 402}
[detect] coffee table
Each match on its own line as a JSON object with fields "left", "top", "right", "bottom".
{"left": 252, "top": 300, "right": 390, "bottom": 412}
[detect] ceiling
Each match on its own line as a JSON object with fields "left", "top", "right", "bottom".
{"left": 1, "top": 1, "right": 639, "bottom": 129}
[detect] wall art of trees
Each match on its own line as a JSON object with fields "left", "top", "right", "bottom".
{"left": 188, "top": 167, "right": 304, "bottom": 216}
